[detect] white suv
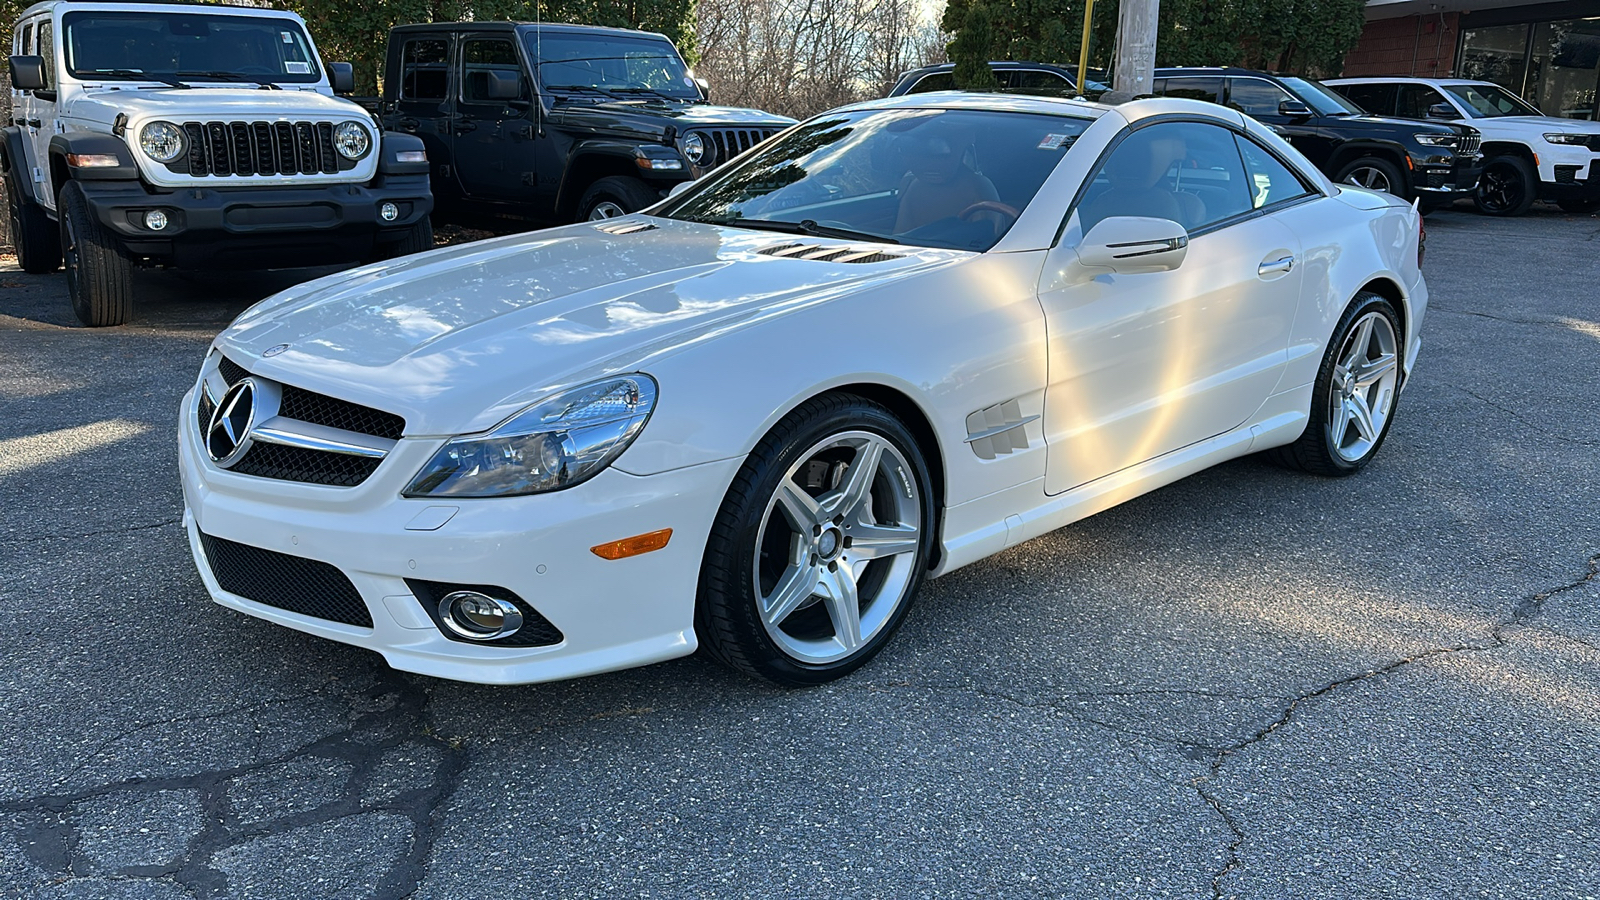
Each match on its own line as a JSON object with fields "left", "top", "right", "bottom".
{"left": 4, "top": 1, "right": 436, "bottom": 326}
{"left": 1326, "top": 76, "right": 1600, "bottom": 216}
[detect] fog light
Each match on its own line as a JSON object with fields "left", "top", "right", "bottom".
{"left": 143, "top": 210, "right": 169, "bottom": 231}
{"left": 380, "top": 202, "right": 399, "bottom": 222}
{"left": 438, "top": 591, "right": 523, "bottom": 641}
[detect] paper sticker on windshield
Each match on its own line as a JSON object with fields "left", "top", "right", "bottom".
{"left": 281, "top": 31, "right": 294, "bottom": 43}
{"left": 286, "top": 61, "right": 310, "bottom": 73}
{"left": 1037, "top": 133, "right": 1071, "bottom": 150}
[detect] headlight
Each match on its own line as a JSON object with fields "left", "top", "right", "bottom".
{"left": 333, "top": 122, "right": 372, "bottom": 160}
{"left": 139, "top": 121, "right": 186, "bottom": 162}
{"left": 403, "top": 375, "right": 658, "bottom": 498}
{"left": 1544, "top": 132, "right": 1590, "bottom": 146}
{"left": 682, "top": 131, "right": 708, "bottom": 165}
{"left": 1412, "top": 133, "right": 1460, "bottom": 148}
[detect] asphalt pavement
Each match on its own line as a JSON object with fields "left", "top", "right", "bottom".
{"left": 1, "top": 203, "right": 1597, "bottom": 899}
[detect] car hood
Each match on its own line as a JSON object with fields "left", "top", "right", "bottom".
{"left": 1338, "top": 114, "right": 1476, "bottom": 137}
{"left": 216, "top": 219, "right": 965, "bottom": 436}
{"left": 1469, "top": 115, "right": 1600, "bottom": 135}
{"left": 63, "top": 86, "right": 367, "bottom": 128}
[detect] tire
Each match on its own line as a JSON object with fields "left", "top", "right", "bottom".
{"left": 1474, "top": 155, "right": 1537, "bottom": 217}
{"left": 1556, "top": 198, "right": 1600, "bottom": 214}
{"left": 1335, "top": 156, "right": 1408, "bottom": 200}
{"left": 1270, "top": 291, "right": 1403, "bottom": 477}
{"left": 374, "top": 216, "right": 434, "bottom": 261}
{"left": 59, "top": 180, "right": 134, "bottom": 327}
{"left": 697, "top": 394, "right": 936, "bottom": 686}
{"left": 7, "top": 174, "right": 62, "bottom": 274}
{"left": 577, "top": 176, "right": 659, "bottom": 221}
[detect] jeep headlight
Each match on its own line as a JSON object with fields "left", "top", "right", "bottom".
{"left": 333, "top": 122, "right": 372, "bottom": 160}
{"left": 139, "top": 121, "right": 186, "bottom": 163}
{"left": 1544, "top": 132, "right": 1590, "bottom": 146}
{"left": 403, "top": 376, "right": 658, "bottom": 498}
{"left": 682, "top": 131, "right": 708, "bottom": 165}
{"left": 1412, "top": 133, "right": 1461, "bottom": 148}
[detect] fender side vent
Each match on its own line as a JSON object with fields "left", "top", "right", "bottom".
{"left": 757, "top": 243, "right": 902, "bottom": 264}
{"left": 593, "top": 220, "right": 658, "bottom": 235}
{"left": 965, "top": 400, "right": 1039, "bottom": 460}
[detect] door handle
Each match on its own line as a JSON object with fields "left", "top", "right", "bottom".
{"left": 1258, "top": 255, "right": 1295, "bottom": 276}
{"left": 452, "top": 116, "right": 477, "bottom": 134}
{"left": 25, "top": 119, "right": 41, "bottom": 128}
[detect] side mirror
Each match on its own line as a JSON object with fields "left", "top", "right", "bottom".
{"left": 329, "top": 62, "right": 355, "bottom": 95}
{"left": 1278, "top": 99, "right": 1312, "bottom": 118}
{"left": 8, "top": 55, "right": 46, "bottom": 92}
{"left": 486, "top": 70, "right": 522, "bottom": 101}
{"left": 694, "top": 77, "right": 710, "bottom": 103}
{"left": 667, "top": 181, "right": 695, "bottom": 199}
{"left": 1425, "top": 102, "right": 1457, "bottom": 119}
{"left": 1077, "top": 216, "right": 1189, "bottom": 274}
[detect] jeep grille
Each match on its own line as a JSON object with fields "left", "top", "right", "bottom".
{"left": 175, "top": 121, "right": 348, "bottom": 177}
{"left": 703, "top": 127, "right": 783, "bottom": 166}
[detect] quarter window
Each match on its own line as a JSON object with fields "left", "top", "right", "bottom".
{"left": 1227, "top": 78, "right": 1294, "bottom": 117}
{"left": 1235, "top": 136, "right": 1314, "bottom": 209}
{"left": 18, "top": 21, "right": 32, "bottom": 55}
{"left": 1077, "top": 121, "right": 1254, "bottom": 233}
{"left": 401, "top": 38, "right": 449, "bottom": 101}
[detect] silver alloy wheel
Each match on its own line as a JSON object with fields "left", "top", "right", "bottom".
{"left": 1328, "top": 311, "right": 1400, "bottom": 462}
{"left": 753, "top": 430, "right": 922, "bottom": 665}
{"left": 1342, "top": 166, "right": 1394, "bottom": 194}
{"left": 587, "top": 201, "right": 628, "bottom": 220}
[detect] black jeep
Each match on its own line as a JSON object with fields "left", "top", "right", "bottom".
{"left": 380, "top": 22, "right": 794, "bottom": 225}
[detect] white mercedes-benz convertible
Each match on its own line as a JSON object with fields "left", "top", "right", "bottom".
{"left": 179, "top": 93, "right": 1427, "bottom": 686}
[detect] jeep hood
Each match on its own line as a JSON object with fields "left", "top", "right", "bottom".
{"left": 216, "top": 219, "right": 962, "bottom": 435}
{"left": 65, "top": 87, "right": 367, "bottom": 127}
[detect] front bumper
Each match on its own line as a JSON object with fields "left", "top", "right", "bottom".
{"left": 78, "top": 174, "right": 433, "bottom": 268}
{"left": 1541, "top": 158, "right": 1600, "bottom": 202}
{"left": 1410, "top": 152, "right": 1481, "bottom": 199}
{"left": 178, "top": 383, "right": 741, "bottom": 685}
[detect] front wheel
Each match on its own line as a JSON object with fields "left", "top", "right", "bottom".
{"left": 59, "top": 181, "right": 134, "bottom": 327}
{"left": 697, "top": 395, "right": 935, "bottom": 686}
{"left": 1270, "top": 292, "right": 1403, "bottom": 477}
{"left": 1475, "top": 155, "right": 1537, "bottom": 217}
{"left": 7, "top": 175, "right": 61, "bottom": 274}
{"left": 577, "top": 176, "right": 659, "bottom": 221}
{"left": 1336, "top": 157, "right": 1408, "bottom": 199}
{"left": 373, "top": 217, "right": 434, "bottom": 261}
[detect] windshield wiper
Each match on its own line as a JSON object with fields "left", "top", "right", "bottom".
{"left": 686, "top": 217, "right": 899, "bottom": 244}
{"left": 608, "top": 87, "right": 678, "bottom": 102}
{"left": 78, "top": 68, "right": 190, "bottom": 88}
{"left": 543, "top": 84, "right": 627, "bottom": 102}
{"left": 176, "top": 71, "right": 281, "bottom": 89}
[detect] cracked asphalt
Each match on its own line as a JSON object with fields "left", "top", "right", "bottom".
{"left": 2, "top": 204, "right": 1598, "bottom": 899}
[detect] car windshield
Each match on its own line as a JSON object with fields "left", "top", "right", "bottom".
{"left": 1281, "top": 77, "right": 1366, "bottom": 116}
{"left": 526, "top": 31, "right": 698, "bottom": 100}
{"left": 1444, "top": 83, "right": 1542, "bottom": 118}
{"left": 61, "top": 11, "right": 321, "bottom": 84}
{"left": 661, "top": 107, "right": 1091, "bottom": 252}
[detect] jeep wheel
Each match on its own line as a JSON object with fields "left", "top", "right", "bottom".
{"left": 1336, "top": 157, "right": 1408, "bottom": 200}
{"left": 1475, "top": 155, "right": 1537, "bottom": 217}
{"left": 7, "top": 175, "right": 62, "bottom": 274}
{"left": 375, "top": 217, "right": 434, "bottom": 261}
{"left": 578, "top": 176, "right": 659, "bottom": 221}
{"left": 59, "top": 181, "right": 134, "bottom": 327}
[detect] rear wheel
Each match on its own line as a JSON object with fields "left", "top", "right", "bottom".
{"left": 1271, "top": 292, "right": 1402, "bottom": 477}
{"left": 7, "top": 174, "right": 61, "bottom": 274}
{"left": 1336, "top": 157, "right": 1408, "bottom": 199}
{"left": 578, "top": 176, "right": 659, "bottom": 221}
{"left": 1475, "top": 155, "right": 1537, "bottom": 217}
{"left": 697, "top": 395, "right": 934, "bottom": 686}
{"left": 59, "top": 181, "right": 133, "bottom": 327}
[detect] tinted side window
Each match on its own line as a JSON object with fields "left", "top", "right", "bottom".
{"left": 1395, "top": 85, "right": 1449, "bottom": 119}
{"left": 19, "top": 21, "right": 32, "bottom": 55}
{"left": 1227, "top": 78, "right": 1294, "bottom": 117}
{"left": 460, "top": 37, "right": 524, "bottom": 102}
{"left": 1160, "top": 76, "right": 1221, "bottom": 104}
{"left": 1077, "top": 121, "right": 1254, "bottom": 233}
{"left": 1010, "top": 69, "right": 1074, "bottom": 96}
{"left": 401, "top": 38, "right": 449, "bottom": 101}
{"left": 1336, "top": 82, "right": 1395, "bottom": 115}
{"left": 908, "top": 72, "right": 954, "bottom": 94}
{"left": 37, "top": 21, "right": 53, "bottom": 88}
{"left": 1235, "top": 135, "right": 1314, "bottom": 209}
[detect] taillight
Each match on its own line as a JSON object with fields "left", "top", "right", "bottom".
{"left": 1417, "top": 214, "right": 1426, "bottom": 268}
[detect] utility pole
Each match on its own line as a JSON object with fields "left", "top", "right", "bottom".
{"left": 1112, "top": 0, "right": 1160, "bottom": 96}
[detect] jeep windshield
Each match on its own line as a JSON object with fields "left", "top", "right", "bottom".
{"left": 660, "top": 107, "right": 1091, "bottom": 252}
{"left": 526, "top": 31, "right": 699, "bottom": 101}
{"left": 62, "top": 11, "right": 322, "bottom": 85}
{"left": 1281, "top": 77, "right": 1366, "bottom": 117}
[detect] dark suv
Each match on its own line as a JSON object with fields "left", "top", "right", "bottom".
{"left": 888, "top": 61, "right": 1108, "bottom": 99}
{"left": 380, "top": 22, "right": 794, "bottom": 225}
{"left": 1152, "top": 68, "right": 1482, "bottom": 208}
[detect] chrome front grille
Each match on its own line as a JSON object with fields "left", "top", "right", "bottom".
{"left": 180, "top": 120, "right": 341, "bottom": 177}
{"left": 1458, "top": 132, "right": 1481, "bottom": 156}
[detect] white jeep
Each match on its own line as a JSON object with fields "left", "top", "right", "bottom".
{"left": 1327, "top": 76, "right": 1600, "bottom": 217}
{"left": 4, "top": 1, "right": 435, "bottom": 326}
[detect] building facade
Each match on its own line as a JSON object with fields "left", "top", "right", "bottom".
{"left": 1344, "top": 0, "right": 1600, "bottom": 120}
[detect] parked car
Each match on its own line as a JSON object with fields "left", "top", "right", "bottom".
{"left": 379, "top": 22, "right": 794, "bottom": 225}
{"left": 888, "top": 61, "right": 1109, "bottom": 99}
{"left": 180, "top": 92, "right": 1426, "bottom": 687}
{"left": 1151, "top": 67, "right": 1481, "bottom": 209}
{"left": 3, "top": 0, "right": 434, "bottom": 327}
{"left": 1326, "top": 76, "right": 1600, "bottom": 216}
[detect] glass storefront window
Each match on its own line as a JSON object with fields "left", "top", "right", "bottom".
{"left": 1460, "top": 23, "right": 1531, "bottom": 92}
{"left": 1527, "top": 20, "right": 1600, "bottom": 120}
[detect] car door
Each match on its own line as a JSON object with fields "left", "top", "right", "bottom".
{"left": 1037, "top": 119, "right": 1303, "bottom": 494}
{"left": 451, "top": 34, "right": 536, "bottom": 204}
{"left": 23, "top": 17, "right": 56, "bottom": 210}
{"left": 391, "top": 35, "right": 455, "bottom": 197}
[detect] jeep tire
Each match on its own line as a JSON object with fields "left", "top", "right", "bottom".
{"left": 578, "top": 176, "right": 659, "bottom": 220}
{"left": 7, "top": 174, "right": 62, "bottom": 274}
{"left": 375, "top": 217, "right": 434, "bottom": 261}
{"left": 59, "top": 181, "right": 134, "bottom": 327}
